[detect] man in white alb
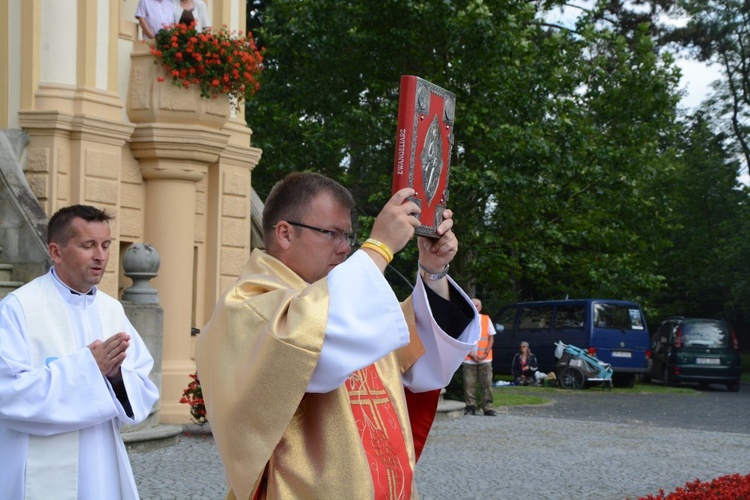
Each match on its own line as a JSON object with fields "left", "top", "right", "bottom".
{"left": 0, "top": 205, "right": 159, "bottom": 499}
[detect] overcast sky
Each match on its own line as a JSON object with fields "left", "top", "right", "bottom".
{"left": 676, "top": 57, "right": 721, "bottom": 110}
{"left": 543, "top": 5, "right": 746, "bottom": 182}
{"left": 543, "top": 3, "right": 721, "bottom": 110}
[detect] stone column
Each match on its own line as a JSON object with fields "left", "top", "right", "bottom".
{"left": 127, "top": 45, "right": 230, "bottom": 423}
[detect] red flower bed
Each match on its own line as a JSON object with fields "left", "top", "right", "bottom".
{"left": 635, "top": 473, "right": 750, "bottom": 499}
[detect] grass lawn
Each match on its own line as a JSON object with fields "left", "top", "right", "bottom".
{"left": 454, "top": 358, "right": 747, "bottom": 409}
{"left": 488, "top": 377, "right": 695, "bottom": 408}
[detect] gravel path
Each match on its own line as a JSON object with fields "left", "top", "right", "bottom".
{"left": 130, "top": 382, "right": 750, "bottom": 499}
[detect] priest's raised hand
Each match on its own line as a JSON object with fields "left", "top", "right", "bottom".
{"left": 417, "top": 208, "right": 457, "bottom": 298}
{"left": 361, "top": 187, "right": 421, "bottom": 270}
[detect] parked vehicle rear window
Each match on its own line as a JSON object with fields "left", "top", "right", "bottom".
{"left": 593, "top": 303, "right": 645, "bottom": 330}
{"left": 683, "top": 322, "right": 731, "bottom": 348}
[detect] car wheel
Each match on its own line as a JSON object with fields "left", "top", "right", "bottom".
{"left": 727, "top": 381, "right": 741, "bottom": 392}
{"left": 612, "top": 374, "right": 636, "bottom": 388}
{"left": 662, "top": 367, "right": 675, "bottom": 387}
{"left": 559, "top": 367, "right": 585, "bottom": 390}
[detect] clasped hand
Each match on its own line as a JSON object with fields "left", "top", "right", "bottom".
{"left": 88, "top": 332, "right": 130, "bottom": 378}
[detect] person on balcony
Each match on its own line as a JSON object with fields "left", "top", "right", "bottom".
{"left": 135, "top": 0, "right": 174, "bottom": 39}
{"left": 175, "top": 0, "right": 211, "bottom": 32}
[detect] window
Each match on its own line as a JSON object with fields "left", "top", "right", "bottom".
{"left": 555, "top": 305, "right": 585, "bottom": 328}
{"left": 683, "top": 321, "right": 730, "bottom": 348}
{"left": 517, "top": 307, "right": 553, "bottom": 329}
{"left": 497, "top": 307, "right": 517, "bottom": 331}
{"left": 594, "top": 303, "right": 644, "bottom": 330}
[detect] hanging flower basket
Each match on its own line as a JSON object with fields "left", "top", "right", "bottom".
{"left": 150, "top": 22, "right": 263, "bottom": 110}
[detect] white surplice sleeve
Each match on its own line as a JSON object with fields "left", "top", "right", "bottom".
{"left": 401, "top": 274, "right": 480, "bottom": 392}
{"left": 111, "top": 313, "right": 159, "bottom": 426}
{"left": 308, "top": 250, "right": 480, "bottom": 393}
{"left": 307, "top": 250, "right": 411, "bottom": 393}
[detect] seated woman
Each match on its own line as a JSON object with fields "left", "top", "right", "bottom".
{"left": 511, "top": 341, "right": 539, "bottom": 385}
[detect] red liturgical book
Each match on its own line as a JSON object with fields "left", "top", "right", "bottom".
{"left": 392, "top": 75, "right": 456, "bottom": 238}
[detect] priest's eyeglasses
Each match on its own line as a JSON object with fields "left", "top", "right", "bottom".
{"left": 283, "top": 221, "right": 358, "bottom": 247}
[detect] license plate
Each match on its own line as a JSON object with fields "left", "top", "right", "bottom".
{"left": 696, "top": 357, "right": 720, "bottom": 365}
{"left": 612, "top": 351, "right": 632, "bottom": 358}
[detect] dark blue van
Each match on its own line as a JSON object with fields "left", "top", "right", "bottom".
{"left": 492, "top": 299, "right": 652, "bottom": 387}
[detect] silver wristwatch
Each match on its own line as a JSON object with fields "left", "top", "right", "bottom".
{"left": 418, "top": 263, "right": 450, "bottom": 281}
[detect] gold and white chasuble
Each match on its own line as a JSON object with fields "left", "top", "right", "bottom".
{"left": 196, "top": 249, "right": 478, "bottom": 500}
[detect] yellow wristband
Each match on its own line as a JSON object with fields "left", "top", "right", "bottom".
{"left": 364, "top": 238, "right": 394, "bottom": 262}
{"left": 362, "top": 240, "right": 393, "bottom": 264}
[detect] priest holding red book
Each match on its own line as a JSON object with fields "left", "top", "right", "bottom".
{"left": 196, "top": 171, "right": 479, "bottom": 499}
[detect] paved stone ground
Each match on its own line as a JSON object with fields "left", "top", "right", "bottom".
{"left": 500, "top": 382, "right": 750, "bottom": 434}
{"left": 130, "top": 383, "right": 750, "bottom": 499}
{"left": 417, "top": 415, "right": 749, "bottom": 499}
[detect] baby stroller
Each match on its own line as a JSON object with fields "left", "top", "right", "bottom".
{"left": 554, "top": 341, "right": 613, "bottom": 390}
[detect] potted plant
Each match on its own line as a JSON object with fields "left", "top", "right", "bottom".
{"left": 180, "top": 372, "right": 208, "bottom": 425}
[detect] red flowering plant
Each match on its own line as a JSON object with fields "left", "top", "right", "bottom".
{"left": 180, "top": 372, "right": 207, "bottom": 425}
{"left": 634, "top": 472, "right": 750, "bottom": 499}
{"left": 150, "top": 22, "right": 263, "bottom": 109}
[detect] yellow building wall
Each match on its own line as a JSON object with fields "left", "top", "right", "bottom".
{"left": 3, "top": 0, "right": 261, "bottom": 424}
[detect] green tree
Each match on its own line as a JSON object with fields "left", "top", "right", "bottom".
{"left": 245, "top": 0, "right": 684, "bottom": 314}
{"left": 650, "top": 113, "right": 750, "bottom": 340}
{"left": 665, "top": 0, "right": 750, "bottom": 172}
{"left": 657, "top": 0, "right": 750, "bottom": 340}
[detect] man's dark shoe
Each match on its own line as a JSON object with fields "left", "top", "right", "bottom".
{"left": 483, "top": 409, "right": 497, "bottom": 416}
{"left": 464, "top": 405, "right": 476, "bottom": 415}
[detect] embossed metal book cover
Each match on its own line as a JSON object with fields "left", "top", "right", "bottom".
{"left": 392, "top": 75, "right": 456, "bottom": 238}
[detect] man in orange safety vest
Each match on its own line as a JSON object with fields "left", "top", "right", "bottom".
{"left": 462, "top": 297, "right": 497, "bottom": 416}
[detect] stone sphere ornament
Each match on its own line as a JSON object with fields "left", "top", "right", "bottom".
{"left": 122, "top": 243, "right": 160, "bottom": 303}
